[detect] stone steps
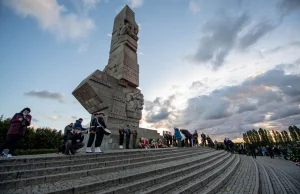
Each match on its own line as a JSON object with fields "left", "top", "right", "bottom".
{"left": 0, "top": 147, "right": 244, "bottom": 194}
{"left": 0, "top": 147, "right": 210, "bottom": 191}
{"left": 91, "top": 151, "right": 230, "bottom": 194}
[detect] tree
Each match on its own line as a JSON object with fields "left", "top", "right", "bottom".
{"left": 272, "top": 130, "right": 278, "bottom": 143}
{"left": 289, "top": 126, "right": 298, "bottom": 142}
{"left": 275, "top": 131, "right": 283, "bottom": 143}
{"left": 293, "top": 126, "right": 300, "bottom": 140}
{"left": 243, "top": 133, "right": 250, "bottom": 143}
{"left": 267, "top": 130, "right": 274, "bottom": 144}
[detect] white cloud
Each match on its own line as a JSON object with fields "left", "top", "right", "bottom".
{"left": 107, "top": 33, "right": 112, "bottom": 37}
{"left": 2, "top": 0, "right": 98, "bottom": 40}
{"left": 127, "top": 0, "right": 144, "bottom": 9}
{"left": 189, "top": 0, "right": 200, "bottom": 15}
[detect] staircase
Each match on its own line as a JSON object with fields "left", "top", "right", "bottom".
{"left": 0, "top": 147, "right": 239, "bottom": 194}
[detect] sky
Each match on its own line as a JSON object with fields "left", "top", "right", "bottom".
{"left": 0, "top": 0, "right": 300, "bottom": 142}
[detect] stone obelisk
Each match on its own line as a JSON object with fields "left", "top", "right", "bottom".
{"left": 72, "top": 5, "right": 144, "bottom": 136}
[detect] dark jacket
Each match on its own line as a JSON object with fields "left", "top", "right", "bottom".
{"left": 8, "top": 113, "right": 32, "bottom": 136}
{"left": 124, "top": 128, "right": 131, "bottom": 137}
{"left": 249, "top": 143, "right": 256, "bottom": 151}
{"left": 74, "top": 120, "right": 85, "bottom": 131}
{"left": 181, "top": 130, "right": 192, "bottom": 138}
{"left": 67, "top": 132, "right": 84, "bottom": 145}
{"left": 64, "top": 125, "right": 73, "bottom": 137}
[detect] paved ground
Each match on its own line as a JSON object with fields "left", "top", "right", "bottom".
{"left": 216, "top": 155, "right": 257, "bottom": 194}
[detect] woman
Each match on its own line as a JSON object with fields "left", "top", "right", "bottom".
{"left": 0, "top": 108, "right": 32, "bottom": 158}
{"left": 174, "top": 128, "right": 182, "bottom": 148}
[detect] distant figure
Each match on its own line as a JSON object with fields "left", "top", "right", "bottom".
{"left": 132, "top": 128, "right": 138, "bottom": 149}
{"left": 119, "top": 128, "right": 125, "bottom": 149}
{"left": 64, "top": 123, "right": 73, "bottom": 143}
{"left": 0, "top": 108, "right": 32, "bottom": 158}
{"left": 125, "top": 125, "right": 131, "bottom": 149}
{"left": 249, "top": 142, "right": 256, "bottom": 159}
{"left": 201, "top": 133, "right": 206, "bottom": 146}
{"left": 174, "top": 128, "right": 182, "bottom": 147}
{"left": 193, "top": 130, "right": 199, "bottom": 146}
{"left": 267, "top": 145, "right": 274, "bottom": 159}
{"left": 261, "top": 146, "right": 267, "bottom": 156}
{"left": 214, "top": 140, "right": 218, "bottom": 149}
{"left": 226, "top": 138, "right": 234, "bottom": 154}
{"left": 181, "top": 129, "right": 192, "bottom": 147}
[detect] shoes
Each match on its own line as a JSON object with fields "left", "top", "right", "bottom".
{"left": 95, "top": 147, "right": 102, "bottom": 153}
{"left": 7, "top": 154, "right": 12, "bottom": 158}
{"left": 119, "top": 145, "right": 123, "bottom": 149}
{"left": 86, "top": 147, "right": 93, "bottom": 153}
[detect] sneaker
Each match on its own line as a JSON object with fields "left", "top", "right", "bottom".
{"left": 95, "top": 147, "right": 102, "bottom": 153}
{"left": 119, "top": 145, "right": 123, "bottom": 149}
{"left": 86, "top": 147, "right": 93, "bottom": 153}
{"left": 7, "top": 154, "right": 12, "bottom": 158}
{"left": 68, "top": 150, "right": 74, "bottom": 155}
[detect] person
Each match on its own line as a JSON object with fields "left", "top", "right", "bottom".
{"left": 132, "top": 127, "right": 138, "bottom": 149}
{"left": 224, "top": 138, "right": 229, "bottom": 151}
{"left": 174, "top": 128, "right": 182, "bottom": 148}
{"left": 201, "top": 133, "right": 206, "bottom": 146}
{"left": 73, "top": 118, "right": 86, "bottom": 131}
{"left": 249, "top": 142, "right": 256, "bottom": 159}
{"left": 181, "top": 129, "right": 192, "bottom": 147}
{"left": 86, "top": 113, "right": 107, "bottom": 153}
{"left": 124, "top": 125, "right": 131, "bottom": 149}
{"left": 119, "top": 128, "right": 125, "bottom": 149}
{"left": 168, "top": 132, "right": 173, "bottom": 147}
{"left": 214, "top": 140, "right": 218, "bottom": 149}
{"left": 65, "top": 129, "right": 84, "bottom": 155}
{"left": 0, "top": 108, "right": 32, "bottom": 158}
{"left": 227, "top": 138, "right": 234, "bottom": 154}
{"left": 64, "top": 123, "right": 73, "bottom": 143}
{"left": 267, "top": 145, "right": 274, "bottom": 159}
{"left": 193, "top": 130, "right": 199, "bottom": 146}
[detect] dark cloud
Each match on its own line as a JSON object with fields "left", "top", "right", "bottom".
{"left": 238, "top": 21, "right": 277, "bottom": 49}
{"left": 24, "top": 90, "right": 64, "bottom": 102}
{"left": 266, "top": 41, "right": 300, "bottom": 54}
{"left": 237, "top": 103, "right": 257, "bottom": 113}
{"left": 146, "top": 107, "right": 170, "bottom": 123}
{"left": 186, "top": 13, "right": 249, "bottom": 70}
{"left": 279, "top": 0, "right": 300, "bottom": 18}
{"left": 190, "top": 81, "right": 204, "bottom": 89}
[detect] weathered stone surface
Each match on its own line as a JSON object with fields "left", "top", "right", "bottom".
{"left": 72, "top": 5, "right": 159, "bottom": 143}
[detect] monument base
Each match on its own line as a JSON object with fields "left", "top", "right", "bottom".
{"left": 79, "top": 127, "right": 161, "bottom": 152}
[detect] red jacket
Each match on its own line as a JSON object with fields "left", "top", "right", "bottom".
{"left": 8, "top": 113, "right": 32, "bottom": 136}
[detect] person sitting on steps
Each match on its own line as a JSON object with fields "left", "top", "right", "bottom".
{"left": 65, "top": 129, "right": 84, "bottom": 155}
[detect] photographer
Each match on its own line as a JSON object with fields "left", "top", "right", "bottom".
{"left": 0, "top": 108, "right": 32, "bottom": 158}
{"left": 65, "top": 129, "right": 84, "bottom": 155}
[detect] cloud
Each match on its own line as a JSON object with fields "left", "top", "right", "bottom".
{"left": 107, "top": 33, "right": 112, "bottom": 37}
{"left": 264, "top": 41, "right": 300, "bottom": 54}
{"left": 48, "top": 116, "right": 59, "bottom": 120}
{"left": 238, "top": 20, "right": 278, "bottom": 50}
{"left": 127, "top": 0, "right": 144, "bottom": 9}
{"left": 190, "top": 81, "right": 204, "bottom": 89}
{"left": 77, "top": 43, "right": 89, "bottom": 53}
{"left": 2, "top": 0, "right": 98, "bottom": 40}
{"left": 189, "top": 0, "right": 200, "bottom": 15}
{"left": 186, "top": 13, "right": 249, "bottom": 70}
{"left": 24, "top": 90, "right": 64, "bottom": 102}
{"left": 143, "top": 65, "right": 300, "bottom": 141}
{"left": 279, "top": 0, "right": 300, "bottom": 18}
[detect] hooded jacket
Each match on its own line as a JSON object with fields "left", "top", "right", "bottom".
{"left": 74, "top": 120, "right": 85, "bottom": 131}
{"left": 174, "top": 128, "right": 182, "bottom": 139}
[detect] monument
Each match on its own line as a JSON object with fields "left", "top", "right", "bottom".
{"left": 72, "top": 5, "right": 160, "bottom": 150}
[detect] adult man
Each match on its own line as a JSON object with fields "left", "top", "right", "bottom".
{"left": 64, "top": 123, "right": 73, "bottom": 143}
{"left": 86, "top": 113, "right": 107, "bottom": 153}
{"left": 201, "top": 133, "right": 206, "bottom": 146}
{"left": 73, "top": 118, "right": 86, "bottom": 131}
{"left": 181, "top": 129, "right": 192, "bottom": 147}
{"left": 193, "top": 130, "right": 199, "bottom": 146}
{"left": 0, "top": 108, "right": 32, "bottom": 158}
{"left": 65, "top": 129, "right": 84, "bottom": 155}
{"left": 119, "top": 128, "right": 125, "bottom": 149}
{"left": 124, "top": 125, "right": 131, "bottom": 149}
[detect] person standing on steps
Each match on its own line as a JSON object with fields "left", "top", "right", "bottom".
{"left": 193, "top": 130, "right": 199, "bottom": 146}
{"left": 86, "top": 113, "right": 107, "bottom": 153}
{"left": 174, "top": 128, "right": 182, "bottom": 148}
{"left": 0, "top": 108, "right": 32, "bottom": 158}
{"left": 249, "top": 142, "right": 256, "bottom": 159}
{"left": 125, "top": 125, "right": 131, "bottom": 149}
{"left": 201, "top": 133, "right": 206, "bottom": 146}
{"left": 267, "top": 145, "right": 274, "bottom": 159}
{"left": 132, "top": 127, "right": 138, "bottom": 149}
{"left": 119, "top": 128, "right": 125, "bottom": 149}
{"left": 64, "top": 123, "right": 73, "bottom": 143}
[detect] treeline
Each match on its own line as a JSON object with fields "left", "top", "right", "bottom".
{"left": 0, "top": 115, "right": 63, "bottom": 154}
{"left": 243, "top": 126, "right": 300, "bottom": 146}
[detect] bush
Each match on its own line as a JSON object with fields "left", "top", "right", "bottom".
{"left": 0, "top": 116, "right": 63, "bottom": 151}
